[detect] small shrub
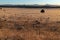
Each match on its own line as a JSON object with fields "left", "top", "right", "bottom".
{"left": 14, "top": 23, "right": 24, "bottom": 30}
{"left": 0, "top": 8, "right": 2, "bottom": 10}
{"left": 48, "top": 26, "right": 58, "bottom": 32}
{"left": 0, "top": 36, "right": 25, "bottom": 40}
{"left": 35, "top": 20, "right": 40, "bottom": 24}
{"left": 32, "top": 20, "right": 40, "bottom": 28}
{"left": 41, "top": 9, "right": 45, "bottom": 13}
{"left": 56, "top": 21, "right": 60, "bottom": 23}
{"left": 11, "top": 36, "right": 25, "bottom": 40}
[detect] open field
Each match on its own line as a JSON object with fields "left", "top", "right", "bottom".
{"left": 0, "top": 8, "right": 60, "bottom": 40}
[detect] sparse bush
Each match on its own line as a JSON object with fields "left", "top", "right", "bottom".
{"left": 0, "top": 18, "right": 3, "bottom": 29}
{"left": 41, "top": 9, "right": 45, "bottom": 13}
{"left": 56, "top": 21, "right": 60, "bottom": 23}
{"left": 32, "top": 20, "right": 40, "bottom": 29}
{"left": 0, "top": 8, "right": 2, "bottom": 10}
{"left": 48, "top": 26, "right": 58, "bottom": 32}
{"left": 14, "top": 23, "right": 24, "bottom": 30}
{"left": 0, "top": 17, "right": 7, "bottom": 29}
{"left": 32, "top": 19, "right": 47, "bottom": 29}
{"left": 0, "top": 36, "right": 25, "bottom": 40}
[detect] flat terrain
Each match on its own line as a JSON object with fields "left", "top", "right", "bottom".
{"left": 0, "top": 8, "right": 60, "bottom": 40}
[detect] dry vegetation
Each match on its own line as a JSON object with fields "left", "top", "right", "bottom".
{"left": 0, "top": 8, "right": 60, "bottom": 40}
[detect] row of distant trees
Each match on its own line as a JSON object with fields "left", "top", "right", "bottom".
{"left": 0, "top": 5, "right": 60, "bottom": 8}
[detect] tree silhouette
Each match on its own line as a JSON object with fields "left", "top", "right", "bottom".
{"left": 41, "top": 9, "right": 45, "bottom": 13}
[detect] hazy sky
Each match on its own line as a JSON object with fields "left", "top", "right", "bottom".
{"left": 0, "top": 0, "right": 60, "bottom": 5}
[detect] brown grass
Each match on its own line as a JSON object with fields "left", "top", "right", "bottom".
{"left": 0, "top": 8, "right": 60, "bottom": 40}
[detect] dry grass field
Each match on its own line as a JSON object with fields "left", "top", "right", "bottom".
{"left": 0, "top": 8, "right": 60, "bottom": 40}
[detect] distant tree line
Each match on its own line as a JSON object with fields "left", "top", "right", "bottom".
{"left": 0, "top": 5, "right": 60, "bottom": 8}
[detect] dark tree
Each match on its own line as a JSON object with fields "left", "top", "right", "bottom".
{"left": 41, "top": 9, "right": 45, "bottom": 13}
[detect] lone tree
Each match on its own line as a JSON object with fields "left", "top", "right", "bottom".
{"left": 41, "top": 9, "right": 45, "bottom": 13}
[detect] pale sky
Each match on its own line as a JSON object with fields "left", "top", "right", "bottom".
{"left": 0, "top": 0, "right": 60, "bottom": 5}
